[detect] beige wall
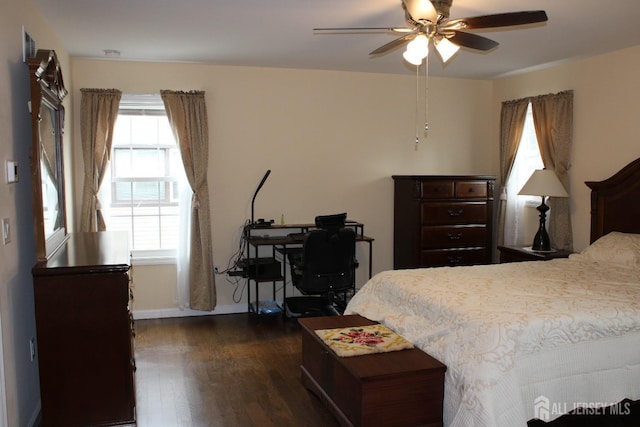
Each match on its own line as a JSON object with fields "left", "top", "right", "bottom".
{"left": 130, "top": 264, "right": 177, "bottom": 312}
{"left": 70, "top": 59, "right": 495, "bottom": 316}
{"left": 0, "top": 0, "right": 72, "bottom": 425}
{"left": 493, "top": 45, "right": 640, "bottom": 251}
{"left": 71, "top": 45, "right": 640, "bottom": 317}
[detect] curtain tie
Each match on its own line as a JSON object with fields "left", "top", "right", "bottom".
{"left": 94, "top": 197, "right": 102, "bottom": 210}
{"left": 192, "top": 194, "right": 200, "bottom": 209}
{"left": 499, "top": 186, "right": 507, "bottom": 201}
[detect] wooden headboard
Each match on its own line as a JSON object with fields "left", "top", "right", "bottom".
{"left": 586, "top": 157, "right": 640, "bottom": 243}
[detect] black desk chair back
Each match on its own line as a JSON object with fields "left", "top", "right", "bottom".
{"left": 286, "top": 213, "right": 357, "bottom": 317}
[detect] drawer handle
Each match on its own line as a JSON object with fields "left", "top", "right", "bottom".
{"left": 447, "top": 256, "right": 463, "bottom": 264}
{"left": 468, "top": 187, "right": 475, "bottom": 193}
{"left": 447, "top": 233, "right": 463, "bottom": 240}
{"left": 447, "top": 209, "right": 464, "bottom": 217}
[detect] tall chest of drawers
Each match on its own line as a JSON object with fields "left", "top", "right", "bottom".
{"left": 393, "top": 175, "right": 496, "bottom": 269}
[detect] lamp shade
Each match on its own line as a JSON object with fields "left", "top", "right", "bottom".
{"left": 435, "top": 37, "right": 460, "bottom": 63}
{"left": 403, "top": 49, "right": 424, "bottom": 65}
{"left": 518, "top": 169, "right": 569, "bottom": 197}
{"left": 407, "top": 34, "right": 429, "bottom": 55}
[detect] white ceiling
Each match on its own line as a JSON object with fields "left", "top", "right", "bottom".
{"left": 31, "top": 0, "right": 640, "bottom": 79}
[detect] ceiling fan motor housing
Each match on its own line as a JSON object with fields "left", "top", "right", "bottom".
{"left": 430, "top": 0, "right": 452, "bottom": 19}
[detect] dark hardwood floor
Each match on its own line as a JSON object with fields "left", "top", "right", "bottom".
{"left": 134, "top": 313, "right": 340, "bottom": 427}
{"left": 135, "top": 313, "right": 640, "bottom": 427}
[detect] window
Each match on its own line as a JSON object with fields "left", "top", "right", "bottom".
{"left": 504, "top": 103, "right": 544, "bottom": 245}
{"left": 101, "top": 94, "right": 186, "bottom": 259}
{"left": 508, "top": 104, "right": 544, "bottom": 200}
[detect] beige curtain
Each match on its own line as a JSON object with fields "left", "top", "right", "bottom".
{"left": 79, "top": 88, "right": 122, "bottom": 232}
{"left": 531, "top": 90, "right": 574, "bottom": 251}
{"left": 161, "top": 90, "right": 216, "bottom": 311}
{"left": 497, "top": 99, "right": 530, "bottom": 246}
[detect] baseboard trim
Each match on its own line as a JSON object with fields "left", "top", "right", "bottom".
{"left": 133, "top": 304, "right": 246, "bottom": 320}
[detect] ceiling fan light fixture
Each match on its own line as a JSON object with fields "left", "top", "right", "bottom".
{"left": 404, "top": 34, "right": 429, "bottom": 65}
{"left": 435, "top": 36, "right": 460, "bottom": 63}
{"left": 403, "top": 49, "right": 424, "bottom": 65}
{"left": 406, "top": 34, "right": 429, "bottom": 55}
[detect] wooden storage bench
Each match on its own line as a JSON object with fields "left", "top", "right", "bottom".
{"left": 299, "top": 315, "right": 446, "bottom": 427}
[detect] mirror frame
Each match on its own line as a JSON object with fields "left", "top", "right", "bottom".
{"left": 28, "top": 49, "right": 69, "bottom": 261}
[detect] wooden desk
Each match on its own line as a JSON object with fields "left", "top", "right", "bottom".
{"left": 243, "top": 222, "right": 374, "bottom": 315}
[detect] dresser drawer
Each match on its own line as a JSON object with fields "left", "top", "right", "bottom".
{"left": 421, "top": 181, "right": 454, "bottom": 199}
{"left": 455, "top": 181, "right": 488, "bottom": 198}
{"left": 421, "top": 225, "right": 486, "bottom": 249}
{"left": 421, "top": 201, "right": 487, "bottom": 225}
{"left": 421, "top": 248, "right": 488, "bottom": 267}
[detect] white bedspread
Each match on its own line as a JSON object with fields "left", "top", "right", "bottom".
{"left": 345, "top": 257, "right": 640, "bottom": 426}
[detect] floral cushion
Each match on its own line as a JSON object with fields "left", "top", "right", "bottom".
{"left": 315, "top": 324, "right": 414, "bottom": 357}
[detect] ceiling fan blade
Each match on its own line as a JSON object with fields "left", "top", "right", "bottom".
{"left": 314, "top": 27, "right": 413, "bottom": 33}
{"left": 449, "top": 31, "right": 498, "bottom": 51}
{"left": 449, "top": 11, "right": 548, "bottom": 30}
{"left": 402, "top": 0, "right": 437, "bottom": 23}
{"left": 370, "top": 33, "right": 416, "bottom": 56}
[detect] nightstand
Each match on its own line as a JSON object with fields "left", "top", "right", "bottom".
{"left": 498, "top": 245, "right": 572, "bottom": 263}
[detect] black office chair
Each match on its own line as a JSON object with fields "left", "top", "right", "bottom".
{"left": 284, "top": 213, "right": 357, "bottom": 318}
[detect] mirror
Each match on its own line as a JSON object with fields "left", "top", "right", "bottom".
{"left": 28, "top": 50, "right": 68, "bottom": 261}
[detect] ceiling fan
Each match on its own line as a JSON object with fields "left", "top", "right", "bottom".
{"left": 315, "top": 0, "right": 548, "bottom": 65}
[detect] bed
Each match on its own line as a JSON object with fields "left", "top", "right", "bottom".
{"left": 345, "top": 158, "right": 640, "bottom": 426}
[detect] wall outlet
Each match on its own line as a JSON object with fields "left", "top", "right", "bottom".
{"left": 5, "top": 161, "right": 18, "bottom": 183}
{"left": 214, "top": 265, "right": 220, "bottom": 274}
{"left": 29, "top": 337, "right": 36, "bottom": 361}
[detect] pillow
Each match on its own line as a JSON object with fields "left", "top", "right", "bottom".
{"left": 576, "top": 231, "right": 640, "bottom": 268}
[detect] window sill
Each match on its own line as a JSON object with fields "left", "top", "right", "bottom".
{"left": 131, "top": 256, "right": 176, "bottom": 266}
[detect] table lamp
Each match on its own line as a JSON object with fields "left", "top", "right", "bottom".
{"left": 518, "top": 169, "right": 569, "bottom": 251}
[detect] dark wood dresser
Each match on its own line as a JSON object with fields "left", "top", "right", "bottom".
{"left": 299, "top": 315, "right": 446, "bottom": 427}
{"left": 32, "top": 232, "right": 136, "bottom": 426}
{"left": 393, "top": 175, "right": 496, "bottom": 269}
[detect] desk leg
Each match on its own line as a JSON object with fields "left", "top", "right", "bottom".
{"left": 246, "top": 240, "right": 251, "bottom": 313}
{"left": 281, "top": 245, "right": 287, "bottom": 318}
{"left": 272, "top": 246, "right": 277, "bottom": 303}
{"left": 368, "top": 241, "right": 373, "bottom": 279}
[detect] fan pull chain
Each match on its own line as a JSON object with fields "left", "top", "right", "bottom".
{"left": 413, "top": 54, "right": 429, "bottom": 147}
{"left": 424, "top": 53, "right": 429, "bottom": 136}
{"left": 414, "top": 63, "right": 420, "bottom": 146}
